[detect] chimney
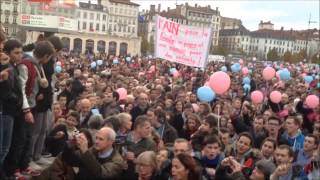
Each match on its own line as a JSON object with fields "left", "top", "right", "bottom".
{"left": 195, "top": 3, "right": 198, "bottom": 7}
{"left": 158, "top": 4, "right": 161, "bottom": 12}
{"left": 216, "top": 7, "right": 219, "bottom": 11}
{"left": 208, "top": 5, "right": 211, "bottom": 9}
{"left": 185, "top": 2, "right": 188, "bottom": 7}
{"left": 260, "top": 20, "right": 263, "bottom": 24}
{"left": 167, "top": 7, "right": 170, "bottom": 11}
{"left": 281, "top": 26, "right": 284, "bottom": 31}
{"left": 150, "top": 5, "right": 155, "bottom": 12}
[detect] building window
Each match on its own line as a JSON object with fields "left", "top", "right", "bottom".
{"left": 110, "top": 7, "right": 113, "bottom": 13}
{"left": 13, "top": 27, "right": 16, "bottom": 34}
{"left": 115, "top": 8, "right": 118, "bottom": 13}
{"left": 13, "top": 5, "right": 18, "bottom": 12}
{"left": 90, "top": 13, "right": 94, "bottom": 20}
{"left": 102, "top": 24, "right": 105, "bottom": 31}
{"left": 133, "top": 19, "right": 136, "bottom": 25}
{"left": 5, "top": 16, "right": 9, "bottom": 23}
{"left": 13, "top": 16, "right": 17, "bottom": 24}
{"left": 118, "top": 25, "right": 121, "bottom": 32}
{"left": 83, "top": 12, "right": 87, "bottom": 19}
{"left": 4, "top": 27, "right": 8, "bottom": 34}
{"left": 83, "top": 22, "right": 86, "bottom": 29}
{"left": 103, "top": 14, "right": 106, "bottom": 20}
{"left": 132, "top": 27, "right": 135, "bottom": 33}
{"left": 96, "top": 14, "right": 100, "bottom": 20}
{"left": 77, "top": 11, "right": 80, "bottom": 17}
{"left": 123, "top": 26, "right": 126, "bottom": 32}
{"left": 90, "top": 23, "right": 93, "bottom": 30}
{"left": 120, "top": 8, "right": 122, "bottom": 14}
{"left": 128, "top": 26, "right": 131, "bottom": 32}
{"left": 96, "top": 23, "right": 99, "bottom": 31}
{"left": 114, "top": 25, "right": 116, "bottom": 31}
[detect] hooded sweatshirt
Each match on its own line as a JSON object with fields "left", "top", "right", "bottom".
{"left": 281, "top": 130, "right": 305, "bottom": 152}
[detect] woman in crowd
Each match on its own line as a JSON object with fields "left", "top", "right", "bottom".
{"left": 170, "top": 153, "right": 201, "bottom": 180}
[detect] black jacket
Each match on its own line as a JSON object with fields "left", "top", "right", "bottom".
{"left": 0, "top": 63, "right": 22, "bottom": 116}
{"left": 35, "top": 58, "right": 55, "bottom": 112}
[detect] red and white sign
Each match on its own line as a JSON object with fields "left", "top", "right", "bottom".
{"left": 155, "top": 15, "right": 212, "bottom": 68}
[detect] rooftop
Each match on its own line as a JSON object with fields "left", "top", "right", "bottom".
{"left": 109, "top": 0, "right": 139, "bottom": 6}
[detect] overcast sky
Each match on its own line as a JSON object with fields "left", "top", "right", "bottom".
{"left": 79, "top": 0, "right": 319, "bottom": 31}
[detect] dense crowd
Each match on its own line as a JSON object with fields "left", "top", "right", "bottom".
{"left": 0, "top": 31, "right": 319, "bottom": 180}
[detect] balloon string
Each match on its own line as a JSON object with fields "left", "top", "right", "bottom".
{"left": 217, "top": 106, "right": 220, "bottom": 133}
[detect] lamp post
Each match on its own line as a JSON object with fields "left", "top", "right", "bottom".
{"left": 306, "top": 14, "right": 317, "bottom": 64}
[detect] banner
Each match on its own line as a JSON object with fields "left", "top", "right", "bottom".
{"left": 155, "top": 15, "right": 212, "bottom": 68}
{"left": 19, "top": 14, "right": 77, "bottom": 32}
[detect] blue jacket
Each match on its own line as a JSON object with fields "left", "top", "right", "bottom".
{"left": 281, "top": 130, "right": 305, "bottom": 152}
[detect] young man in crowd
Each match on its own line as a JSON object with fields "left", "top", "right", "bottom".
{"left": 5, "top": 41, "right": 55, "bottom": 179}
{"left": 198, "top": 135, "right": 224, "bottom": 180}
{"left": 0, "top": 37, "right": 24, "bottom": 179}
{"left": 271, "top": 144, "right": 303, "bottom": 180}
{"left": 280, "top": 116, "right": 305, "bottom": 152}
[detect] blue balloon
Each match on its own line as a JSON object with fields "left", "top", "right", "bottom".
{"left": 221, "top": 66, "right": 227, "bottom": 72}
{"left": 113, "top": 59, "right": 119, "bottom": 64}
{"left": 242, "top": 77, "right": 251, "bottom": 85}
{"left": 243, "top": 84, "right": 251, "bottom": 92}
{"left": 197, "top": 86, "right": 215, "bottom": 102}
{"left": 279, "top": 69, "right": 291, "bottom": 81}
{"left": 55, "top": 66, "right": 62, "bottom": 73}
{"left": 97, "top": 60, "right": 103, "bottom": 66}
{"left": 231, "top": 64, "right": 240, "bottom": 73}
{"left": 170, "top": 68, "right": 177, "bottom": 75}
{"left": 317, "top": 83, "right": 320, "bottom": 88}
{"left": 316, "top": 75, "right": 319, "bottom": 80}
{"left": 304, "top": 76, "right": 313, "bottom": 83}
{"left": 91, "top": 62, "right": 97, "bottom": 68}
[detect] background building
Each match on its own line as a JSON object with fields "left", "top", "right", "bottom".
{"left": 0, "top": 0, "right": 20, "bottom": 37}
{"left": 10, "top": 0, "right": 141, "bottom": 55}
{"left": 219, "top": 20, "right": 319, "bottom": 60}
{"left": 138, "top": 3, "right": 221, "bottom": 54}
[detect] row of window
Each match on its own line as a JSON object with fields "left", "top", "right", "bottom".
{"left": 109, "top": 7, "right": 137, "bottom": 16}
{"left": 2, "top": 15, "right": 17, "bottom": 24}
{"left": 109, "top": 16, "right": 136, "bottom": 25}
{"left": 79, "top": 22, "right": 135, "bottom": 33}
{"left": 81, "top": 12, "right": 108, "bottom": 21}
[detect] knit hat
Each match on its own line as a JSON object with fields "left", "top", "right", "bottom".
{"left": 256, "top": 159, "right": 276, "bottom": 180}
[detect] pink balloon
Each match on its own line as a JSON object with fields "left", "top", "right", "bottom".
{"left": 116, "top": 88, "right": 127, "bottom": 100}
{"left": 56, "top": 61, "right": 62, "bottom": 66}
{"left": 305, "top": 95, "right": 319, "bottom": 109}
{"left": 262, "top": 67, "right": 276, "bottom": 80}
{"left": 242, "top": 67, "right": 249, "bottom": 75}
{"left": 270, "top": 91, "right": 282, "bottom": 103}
{"left": 192, "top": 103, "right": 199, "bottom": 112}
{"left": 209, "top": 71, "right": 231, "bottom": 95}
{"left": 301, "top": 73, "right": 306, "bottom": 78}
{"left": 251, "top": 90, "right": 264, "bottom": 104}
{"left": 239, "top": 59, "right": 244, "bottom": 64}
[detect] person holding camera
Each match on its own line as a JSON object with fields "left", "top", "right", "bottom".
{"left": 59, "top": 127, "right": 125, "bottom": 179}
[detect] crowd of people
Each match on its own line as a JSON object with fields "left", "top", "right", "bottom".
{"left": 0, "top": 30, "right": 319, "bottom": 180}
